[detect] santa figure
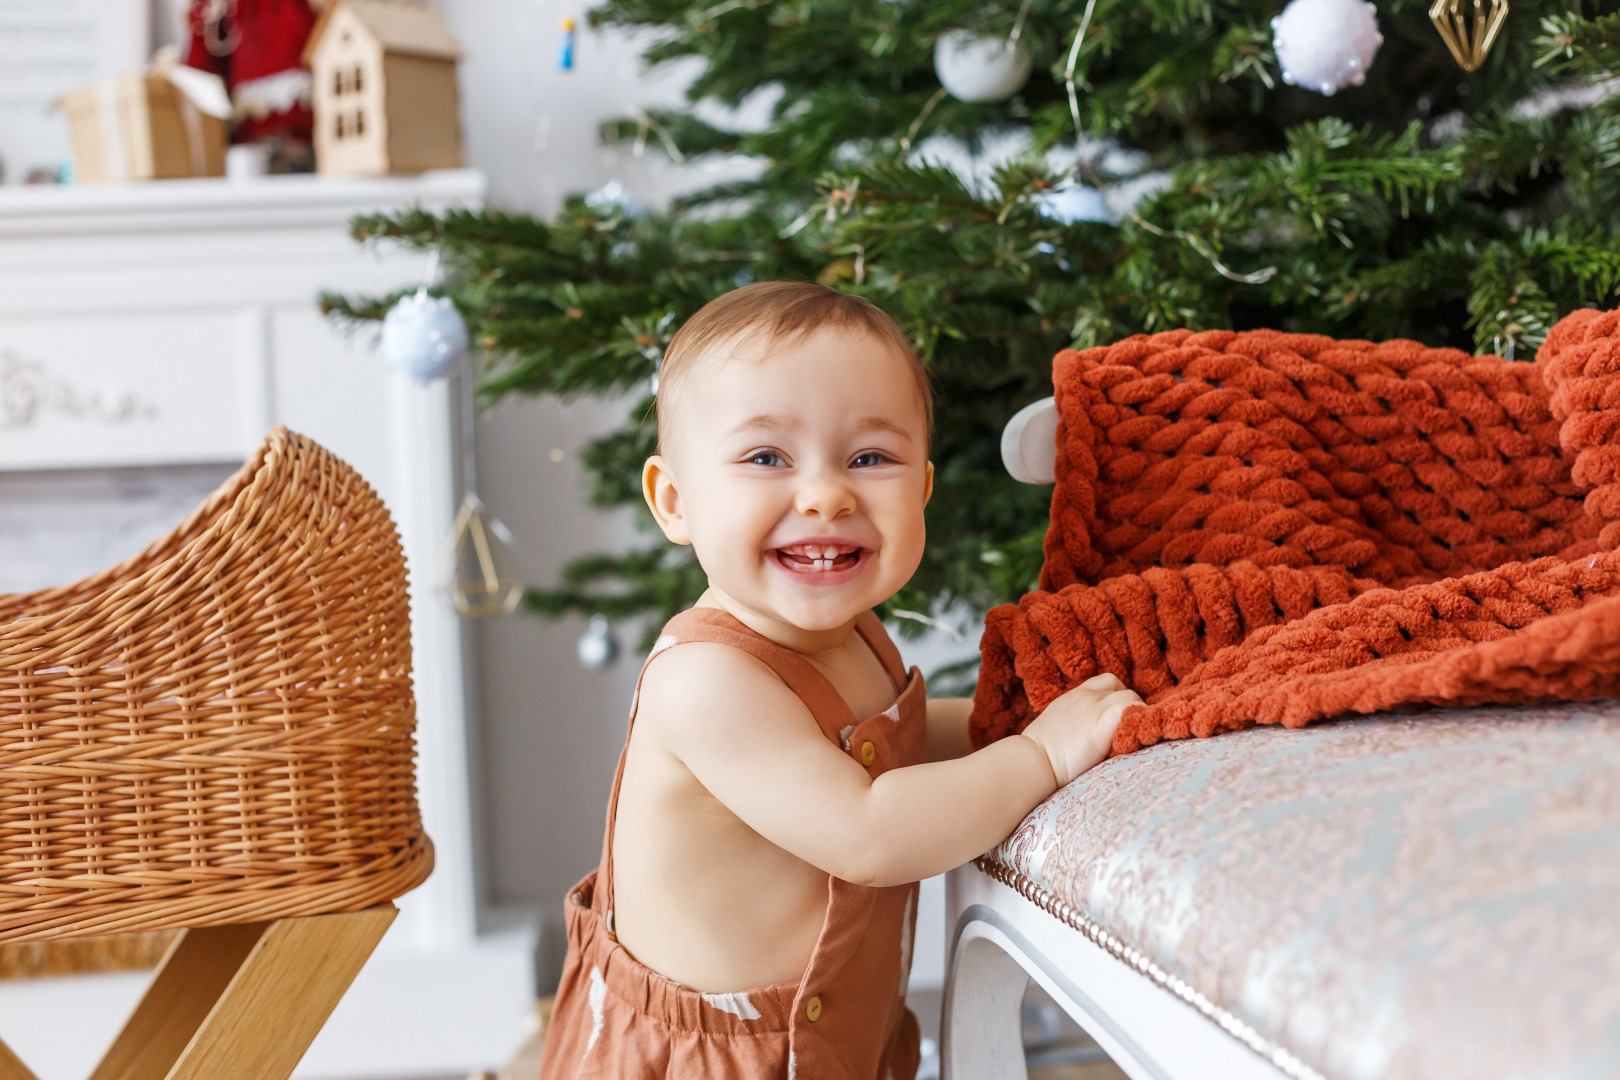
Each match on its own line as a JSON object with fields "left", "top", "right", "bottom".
{"left": 185, "top": 0, "right": 318, "bottom": 164}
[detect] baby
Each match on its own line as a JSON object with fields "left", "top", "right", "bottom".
{"left": 540, "top": 282, "right": 1139, "bottom": 1080}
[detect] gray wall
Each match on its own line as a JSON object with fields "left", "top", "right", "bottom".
{"left": 470, "top": 395, "right": 642, "bottom": 914}
{"left": 426, "top": 0, "right": 743, "bottom": 926}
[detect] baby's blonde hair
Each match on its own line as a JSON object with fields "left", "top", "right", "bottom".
{"left": 655, "top": 281, "right": 932, "bottom": 452}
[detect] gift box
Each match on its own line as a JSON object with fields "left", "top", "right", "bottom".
{"left": 57, "top": 69, "right": 229, "bottom": 183}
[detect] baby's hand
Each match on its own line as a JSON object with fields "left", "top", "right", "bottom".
{"left": 1019, "top": 674, "right": 1141, "bottom": 788}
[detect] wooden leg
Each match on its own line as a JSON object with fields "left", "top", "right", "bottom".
{"left": 90, "top": 922, "right": 268, "bottom": 1080}
{"left": 90, "top": 904, "right": 396, "bottom": 1080}
{"left": 0, "top": 1037, "right": 38, "bottom": 1080}
{"left": 942, "top": 927, "right": 1031, "bottom": 1080}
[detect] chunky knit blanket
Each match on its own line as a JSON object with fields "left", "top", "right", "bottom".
{"left": 971, "top": 306, "right": 1620, "bottom": 756}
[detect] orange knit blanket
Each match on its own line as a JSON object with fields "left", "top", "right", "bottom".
{"left": 971, "top": 306, "right": 1620, "bottom": 756}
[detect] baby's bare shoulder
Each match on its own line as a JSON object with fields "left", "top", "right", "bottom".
{"left": 635, "top": 641, "right": 813, "bottom": 745}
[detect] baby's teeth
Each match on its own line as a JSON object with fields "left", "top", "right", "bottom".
{"left": 780, "top": 544, "right": 856, "bottom": 570}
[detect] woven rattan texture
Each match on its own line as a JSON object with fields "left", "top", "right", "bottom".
{"left": 0, "top": 427, "right": 431, "bottom": 941}
{"left": 973, "top": 307, "right": 1620, "bottom": 754}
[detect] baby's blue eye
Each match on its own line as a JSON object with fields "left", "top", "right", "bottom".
{"left": 748, "top": 451, "right": 785, "bottom": 467}
{"left": 851, "top": 452, "right": 889, "bottom": 468}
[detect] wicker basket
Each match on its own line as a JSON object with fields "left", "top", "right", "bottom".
{"left": 0, "top": 427, "right": 432, "bottom": 941}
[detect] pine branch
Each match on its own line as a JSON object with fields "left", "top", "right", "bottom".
{"left": 1468, "top": 241, "right": 1560, "bottom": 354}
{"left": 1536, "top": 11, "right": 1620, "bottom": 77}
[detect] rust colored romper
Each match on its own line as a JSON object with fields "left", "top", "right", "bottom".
{"left": 540, "top": 607, "right": 926, "bottom": 1080}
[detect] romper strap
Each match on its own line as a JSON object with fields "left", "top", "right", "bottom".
{"left": 853, "top": 610, "right": 907, "bottom": 691}
{"left": 658, "top": 608, "right": 860, "bottom": 742}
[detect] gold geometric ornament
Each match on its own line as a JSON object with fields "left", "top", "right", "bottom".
{"left": 1430, "top": 0, "right": 1509, "bottom": 72}
{"left": 444, "top": 492, "right": 525, "bottom": 617}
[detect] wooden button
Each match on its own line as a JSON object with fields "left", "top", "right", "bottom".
{"left": 860, "top": 741, "right": 876, "bottom": 766}
{"left": 806, "top": 995, "right": 823, "bottom": 1022}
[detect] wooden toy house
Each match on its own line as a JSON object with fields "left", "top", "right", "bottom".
{"left": 302, "top": 0, "right": 464, "bottom": 176}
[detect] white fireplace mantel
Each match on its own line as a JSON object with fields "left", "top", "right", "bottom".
{"left": 0, "top": 170, "right": 534, "bottom": 1080}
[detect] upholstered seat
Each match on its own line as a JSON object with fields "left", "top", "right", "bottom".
{"left": 979, "top": 702, "right": 1620, "bottom": 1080}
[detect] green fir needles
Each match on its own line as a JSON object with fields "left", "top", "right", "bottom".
{"left": 326, "top": 0, "right": 1620, "bottom": 638}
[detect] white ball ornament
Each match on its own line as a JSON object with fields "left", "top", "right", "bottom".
{"left": 381, "top": 288, "right": 469, "bottom": 383}
{"left": 1271, "top": 0, "right": 1383, "bottom": 96}
{"left": 1001, "top": 397, "right": 1059, "bottom": 484}
{"left": 577, "top": 614, "right": 621, "bottom": 671}
{"left": 934, "top": 29, "right": 1032, "bottom": 103}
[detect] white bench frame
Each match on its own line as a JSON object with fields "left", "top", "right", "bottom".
{"left": 941, "top": 863, "right": 1320, "bottom": 1080}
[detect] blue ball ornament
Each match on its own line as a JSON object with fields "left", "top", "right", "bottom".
{"left": 381, "top": 288, "right": 469, "bottom": 383}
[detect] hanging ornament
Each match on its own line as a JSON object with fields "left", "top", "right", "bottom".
{"left": 934, "top": 30, "right": 1032, "bottom": 103}
{"left": 442, "top": 365, "right": 526, "bottom": 619}
{"left": 1001, "top": 397, "right": 1059, "bottom": 484}
{"left": 445, "top": 492, "right": 525, "bottom": 617}
{"left": 381, "top": 288, "right": 469, "bottom": 382}
{"left": 577, "top": 614, "right": 621, "bottom": 670}
{"left": 1271, "top": 0, "right": 1383, "bottom": 96}
{"left": 558, "top": 17, "right": 577, "bottom": 71}
{"left": 1061, "top": 0, "right": 1101, "bottom": 164}
{"left": 1430, "top": 0, "right": 1508, "bottom": 73}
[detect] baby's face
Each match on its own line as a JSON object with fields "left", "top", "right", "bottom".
{"left": 645, "top": 325, "right": 932, "bottom": 636}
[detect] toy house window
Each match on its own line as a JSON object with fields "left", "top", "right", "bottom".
{"left": 351, "top": 66, "right": 364, "bottom": 93}
{"left": 333, "top": 69, "right": 345, "bottom": 96}
{"left": 334, "top": 112, "right": 346, "bottom": 139}
{"left": 354, "top": 110, "right": 366, "bottom": 136}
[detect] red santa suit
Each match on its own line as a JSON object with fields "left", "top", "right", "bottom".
{"left": 184, "top": 0, "right": 317, "bottom": 144}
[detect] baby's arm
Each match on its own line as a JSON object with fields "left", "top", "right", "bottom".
{"left": 638, "top": 645, "right": 1138, "bottom": 888}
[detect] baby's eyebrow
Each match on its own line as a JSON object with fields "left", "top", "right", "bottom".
{"left": 728, "top": 412, "right": 799, "bottom": 435}
{"left": 853, "top": 415, "right": 917, "bottom": 442}
{"left": 726, "top": 412, "right": 918, "bottom": 441}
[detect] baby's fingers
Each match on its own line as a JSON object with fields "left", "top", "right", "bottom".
{"left": 1095, "top": 689, "right": 1142, "bottom": 729}
{"left": 1093, "top": 688, "right": 1143, "bottom": 719}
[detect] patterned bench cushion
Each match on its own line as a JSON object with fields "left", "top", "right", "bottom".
{"left": 985, "top": 702, "right": 1620, "bottom": 1080}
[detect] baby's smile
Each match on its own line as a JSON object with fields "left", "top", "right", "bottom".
{"left": 770, "top": 539, "right": 871, "bottom": 584}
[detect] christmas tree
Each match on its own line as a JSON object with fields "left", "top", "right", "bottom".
{"left": 324, "top": 0, "right": 1620, "bottom": 663}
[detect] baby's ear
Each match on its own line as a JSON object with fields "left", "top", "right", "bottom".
{"left": 642, "top": 456, "right": 692, "bottom": 545}
{"left": 924, "top": 460, "right": 935, "bottom": 504}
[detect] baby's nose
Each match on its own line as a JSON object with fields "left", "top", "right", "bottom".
{"left": 793, "top": 469, "right": 856, "bottom": 518}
